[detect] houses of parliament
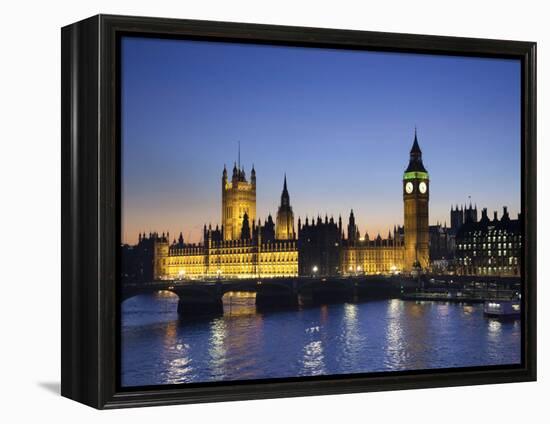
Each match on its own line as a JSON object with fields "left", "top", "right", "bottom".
{"left": 123, "top": 131, "right": 430, "bottom": 281}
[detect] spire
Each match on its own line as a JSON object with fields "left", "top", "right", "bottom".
{"left": 240, "top": 212, "right": 250, "bottom": 240}
{"left": 250, "top": 164, "right": 256, "bottom": 185}
{"left": 348, "top": 210, "right": 357, "bottom": 242}
{"left": 405, "top": 128, "right": 427, "bottom": 173}
{"left": 232, "top": 162, "right": 238, "bottom": 180}
{"left": 280, "top": 174, "right": 290, "bottom": 207}
{"left": 411, "top": 127, "right": 421, "bottom": 155}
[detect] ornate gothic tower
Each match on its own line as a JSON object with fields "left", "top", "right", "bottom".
{"left": 222, "top": 163, "right": 256, "bottom": 240}
{"left": 464, "top": 203, "right": 478, "bottom": 223}
{"left": 275, "top": 175, "right": 295, "bottom": 240}
{"left": 450, "top": 204, "right": 464, "bottom": 235}
{"left": 403, "top": 130, "right": 430, "bottom": 271}
{"left": 347, "top": 209, "right": 358, "bottom": 243}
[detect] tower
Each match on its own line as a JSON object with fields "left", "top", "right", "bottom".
{"left": 450, "top": 204, "right": 464, "bottom": 235}
{"left": 240, "top": 212, "right": 251, "bottom": 240}
{"left": 403, "top": 129, "right": 430, "bottom": 271}
{"left": 275, "top": 175, "right": 295, "bottom": 240}
{"left": 347, "top": 209, "right": 358, "bottom": 243}
{"left": 263, "top": 214, "right": 275, "bottom": 241}
{"left": 464, "top": 203, "right": 478, "bottom": 223}
{"left": 153, "top": 233, "right": 169, "bottom": 280}
{"left": 222, "top": 161, "right": 256, "bottom": 240}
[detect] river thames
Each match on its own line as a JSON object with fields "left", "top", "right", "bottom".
{"left": 121, "top": 292, "right": 521, "bottom": 387}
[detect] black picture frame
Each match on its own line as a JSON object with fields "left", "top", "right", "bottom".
{"left": 61, "top": 14, "right": 537, "bottom": 409}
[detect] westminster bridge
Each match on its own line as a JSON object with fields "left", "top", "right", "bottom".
{"left": 121, "top": 274, "right": 521, "bottom": 317}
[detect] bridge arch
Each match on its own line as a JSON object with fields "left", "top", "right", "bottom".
{"left": 254, "top": 281, "right": 297, "bottom": 309}
{"left": 296, "top": 279, "right": 354, "bottom": 303}
{"left": 171, "top": 286, "right": 223, "bottom": 317}
{"left": 121, "top": 288, "right": 180, "bottom": 303}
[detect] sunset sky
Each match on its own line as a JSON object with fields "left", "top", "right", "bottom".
{"left": 121, "top": 36, "right": 521, "bottom": 245}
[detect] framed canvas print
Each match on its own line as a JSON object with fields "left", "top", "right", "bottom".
{"left": 61, "top": 14, "right": 536, "bottom": 409}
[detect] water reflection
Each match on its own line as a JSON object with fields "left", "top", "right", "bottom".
{"left": 385, "top": 299, "right": 408, "bottom": 369}
{"left": 208, "top": 318, "right": 227, "bottom": 379}
{"left": 301, "top": 341, "right": 326, "bottom": 376}
{"left": 165, "top": 356, "right": 193, "bottom": 384}
{"left": 343, "top": 303, "right": 358, "bottom": 344}
{"left": 223, "top": 291, "right": 257, "bottom": 317}
{"left": 163, "top": 319, "right": 177, "bottom": 347}
{"left": 487, "top": 319, "right": 503, "bottom": 345}
{"left": 344, "top": 303, "right": 357, "bottom": 322}
{"left": 121, "top": 295, "right": 521, "bottom": 387}
{"left": 463, "top": 305, "right": 474, "bottom": 315}
{"left": 488, "top": 319, "right": 502, "bottom": 333}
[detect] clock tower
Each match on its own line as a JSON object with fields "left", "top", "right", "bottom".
{"left": 403, "top": 130, "right": 430, "bottom": 272}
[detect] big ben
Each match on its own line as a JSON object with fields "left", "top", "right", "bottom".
{"left": 403, "top": 130, "right": 430, "bottom": 272}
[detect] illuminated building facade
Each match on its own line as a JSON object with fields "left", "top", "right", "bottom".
{"left": 340, "top": 224, "right": 405, "bottom": 275}
{"left": 135, "top": 131, "right": 431, "bottom": 281}
{"left": 154, "top": 175, "right": 298, "bottom": 279}
{"left": 159, "top": 235, "right": 299, "bottom": 279}
{"left": 455, "top": 206, "right": 521, "bottom": 276}
{"left": 275, "top": 175, "right": 295, "bottom": 240}
{"left": 222, "top": 163, "right": 256, "bottom": 241}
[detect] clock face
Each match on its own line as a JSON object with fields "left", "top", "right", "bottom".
{"left": 405, "top": 182, "right": 413, "bottom": 194}
{"left": 419, "top": 181, "right": 427, "bottom": 194}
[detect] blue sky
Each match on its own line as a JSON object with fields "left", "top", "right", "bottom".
{"left": 121, "top": 36, "right": 521, "bottom": 244}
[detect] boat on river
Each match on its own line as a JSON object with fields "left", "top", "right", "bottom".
{"left": 483, "top": 300, "right": 521, "bottom": 318}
